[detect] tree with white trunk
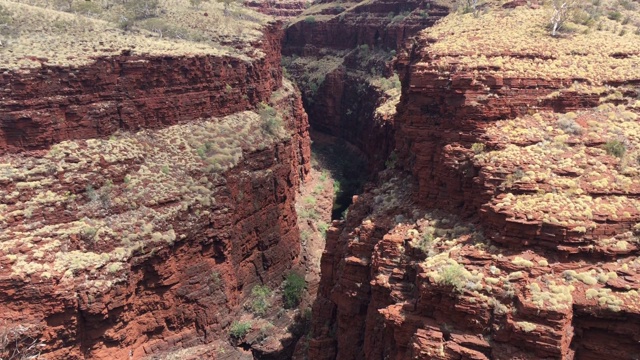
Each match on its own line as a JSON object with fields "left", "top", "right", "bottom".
{"left": 550, "top": 0, "right": 578, "bottom": 36}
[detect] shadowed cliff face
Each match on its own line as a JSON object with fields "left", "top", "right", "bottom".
{"left": 282, "top": 0, "right": 451, "bottom": 173}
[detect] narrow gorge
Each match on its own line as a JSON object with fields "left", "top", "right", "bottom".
{"left": 1, "top": 0, "right": 640, "bottom": 359}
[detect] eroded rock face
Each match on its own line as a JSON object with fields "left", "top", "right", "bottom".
{"left": 0, "top": 22, "right": 312, "bottom": 360}
{"left": 283, "top": 0, "right": 448, "bottom": 53}
{"left": 0, "top": 22, "right": 284, "bottom": 154}
{"left": 282, "top": 0, "right": 451, "bottom": 171}
{"left": 308, "top": 3, "right": 640, "bottom": 360}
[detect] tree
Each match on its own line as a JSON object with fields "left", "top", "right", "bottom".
{"left": 550, "top": 0, "right": 578, "bottom": 36}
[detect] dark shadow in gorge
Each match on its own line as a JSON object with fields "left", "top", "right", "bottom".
{"left": 309, "top": 130, "right": 370, "bottom": 220}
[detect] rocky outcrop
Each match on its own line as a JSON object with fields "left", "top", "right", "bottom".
{"left": 307, "top": 3, "right": 640, "bottom": 360}
{"left": 283, "top": 0, "right": 448, "bottom": 53}
{"left": 0, "top": 79, "right": 310, "bottom": 360}
{"left": 0, "top": 22, "right": 284, "bottom": 154}
{"left": 0, "top": 17, "right": 313, "bottom": 359}
{"left": 282, "top": 0, "right": 451, "bottom": 172}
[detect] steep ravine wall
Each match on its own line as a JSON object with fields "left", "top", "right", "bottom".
{"left": 305, "top": 3, "right": 640, "bottom": 360}
{"left": 282, "top": 0, "right": 451, "bottom": 172}
{"left": 0, "top": 22, "right": 312, "bottom": 360}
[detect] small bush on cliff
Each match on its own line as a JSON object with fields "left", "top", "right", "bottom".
{"left": 283, "top": 272, "right": 306, "bottom": 308}
{"left": 251, "top": 285, "right": 271, "bottom": 316}
{"left": 118, "top": 0, "right": 160, "bottom": 30}
{"left": 304, "top": 16, "right": 316, "bottom": 23}
{"left": 127, "top": 0, "right": 160, "bottom": 20}
{"left": 471, "top": 143, "right": 485, "bottom": 154}
{"left": 413, "top": 229, "right": 434, "bottom": 253}
{"left": 385, "top": 151, "right": 398, "bottom": 169}
{"left": 557, "top": 116, "right": 584, "bottom": 135}
{"left": 604, "top": 139, "right": 626, "bottom": 158}
{"left": 438, "top": 264, "right": 466, "bottom": 292}
{"left": 229, "top": 321, "right": 252, "bottom": 339}
{"left": 258, "top": 102, "right": 282, "bottom": 135}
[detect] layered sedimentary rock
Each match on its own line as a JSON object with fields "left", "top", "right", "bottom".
{"left": 283, "top": 0, "right": 448, "bottom": 52}
{"left": 308, "top": 2, "right": 640, "bottom": 359}
{"left": 0, "top": 21, "right": 284, "bottom": 154}
{"left": 0, "top": 78, "right": 310, "bottom": 359}
{"left": 282, "top": 0, "right": 451, "bottom": 171}
{"left": 0, "top": 3, "right": 312, "bottom": 358}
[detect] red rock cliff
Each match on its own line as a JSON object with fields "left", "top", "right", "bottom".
{"left": 282, "top": 0, "right": 452, "bottom": 171}
{"left": 0, "top": 20, "right": 312, "bottom": 360}
{"left": 0, "top": 22, "right": 284, "bottom": 154}
{"left": 308, "top": 3, "right": 640, "bottom": 360}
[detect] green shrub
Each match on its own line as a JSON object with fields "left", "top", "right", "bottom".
{"left": 300, "top": 230, "right": 311, "bottom": 243}
{"left": 471, "top": 142, "right": 485, "bottom": 154}
{"left": 604, "top": 139, "right": 626, "bottom": 158}
{"left": 385, "top": 151, "right": 398, "bottom": 169}
{"left": 258, "top": 103, "right": 282, "bottom": 135}
{"left": 557, "top": 117, "right": 584, "bottom": 135}
{"left": 0, "top": 5, "right": 12, "bottom": 27}
{"left": 438, "top": 264, "right": 466, "bottom": 292}
{"left": 229, "top": 321, "right": 252, "bottom": 339}
{"left": 210, "top": 271, "right": 222, "bottom": 289}
{"left": 251, "top": 285, "right": 271, "bottom": 316}
{"left": 391, "top": 11, "right": 409, "bottom": 23}
{"left": 414, "top": 230, "right": 434, "bottom": 252}
{"left": 318, "top": 221, "right": 329, "bottom": 237}
{"left": 258, "top": 102, "right": 277, "bottom": 119}
{"left": 304, "top": 16, "right": 316, "bottom": 23}
{"left": 298, "top": 207, "right": 319, "bottom": 220}
{"left": 283, "top": 272, "right": 306, "bottom": 308}
{"left": 127, "top": 0, "right": 160, "bottom": 19}
{"left": 117, "top": 0, "right": 160, "bottom": 31}
{"left": 608, "top": 11, "right": 622, "bottom": 21}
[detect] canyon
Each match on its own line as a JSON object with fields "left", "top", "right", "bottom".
{"left": 1, "top": 0, "right": 640, "bottom": 359}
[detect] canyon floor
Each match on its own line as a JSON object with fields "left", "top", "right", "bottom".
{"left": 1, "top": 0, "right": 640, "bottom": 359}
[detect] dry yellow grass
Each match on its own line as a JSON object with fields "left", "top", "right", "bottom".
{"left": 421, "top": 1, "right": 640, "bottom": 84}
{"left": 476, "top": 104, "right": 640, "bottom": 229}
{"left": 0, "top": 0, "right": 269, "bottom": 68}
